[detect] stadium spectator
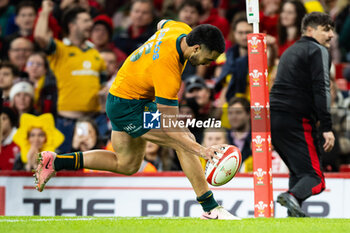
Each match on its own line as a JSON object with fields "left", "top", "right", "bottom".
{"left": 13, "top": 113, "right": 64, "bottom": 171}
{"left": 270, "top": 12, "right": 335, "bottom": 217}
{"left": 302, "top": 0, "right": 325, "bottom": 13}
{"left": 178, "top": 0, "right": 203, "bottom": 28}
{"left": 1, "top": 1, "right": 37, "bottom": 60}
{"left": 100, "top": 49, "right": 118, "bottom": 80}
{"left": 9, "top": 81, "right": 36, "bottom": 117}
{"left": 7, "top": 37, "right": 34, "bottom": 76}
{"left": 0, "top": 0, "right": 16, "bottom": 37}
{"left": 178, "top": 0, "right": 204, "bottom": 80}
{"left": 34, "top": 2, "right": 107, "bottom": 153}
{"left": 184, "top": 75, "right": 215, "bottom": 143}
{"left": 113, "top": 0, "right": 157, "bottom": 55}
{"left": 199, "top": 0, "right": 230, "bottom": 38}
{"left": 215, "top": 14, "right": 252, "bottom": 102}
{"left": 277, "top": 0, "right": 307, "bottom": 57}
{"left": 0, "top": 106, "right": 19, "bottom": 170}
{"left": 52, "top": 0, "right": 101, "bottom": 25}
{"left": 91, "top": 14, "right": 127, "bottom": 69}
{"left": 336, "top": 5, "right": 350, "bottom": 62}
{"left": 161, "top": 0, "right": 184, "bottom": 19}
{"left": 72, "top": 118, "right": 101, "bottom": 152}
{"left": 227, "top": 97, "right": 252, "bottom": 172}
{"left": 25, "top": 52, "right": 57, "bottom": 115}
{"left": 0, "top": 61, "right": 19, "bottom": 106}
{"left": 143, "top": 141, "right": 167, "bottom": 171}
{"left": 199, "top": 128, "right": 228, "bottom": 170}
{"left": 99, "top": 49, "right": 118, "bottom": 113}
{"left": 260, "top": 0, "right": 281, "bottom": 38}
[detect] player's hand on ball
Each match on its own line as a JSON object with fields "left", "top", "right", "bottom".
{"left": 200, "top": 144, "right": 229, "bottom": 164}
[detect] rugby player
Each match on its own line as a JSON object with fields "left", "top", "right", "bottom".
{"left": 35, "top": 16, "right": 239, "bottom": 220}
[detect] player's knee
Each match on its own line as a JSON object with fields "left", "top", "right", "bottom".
{"left": 122, "top": 166, "right": 139, "bottom": 176}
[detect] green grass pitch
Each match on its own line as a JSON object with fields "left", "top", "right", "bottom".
{"left": 0, "top": 217, "right": 349, "bottom": 233}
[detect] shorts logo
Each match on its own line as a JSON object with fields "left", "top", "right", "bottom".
{"left": 143, "top": 110, "right": 161, "bottom": 129}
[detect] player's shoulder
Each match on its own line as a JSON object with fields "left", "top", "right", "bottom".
{"left": 159, "top": 20, "right": 192, "bottom": 33}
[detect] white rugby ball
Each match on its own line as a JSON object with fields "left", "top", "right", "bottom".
{"left": 205, "top": 145, "right": 242, "bottom": 186}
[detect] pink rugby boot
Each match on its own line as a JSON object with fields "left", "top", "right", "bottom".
{"left": 34, "top": 151, "right": 57, "bottom": 192}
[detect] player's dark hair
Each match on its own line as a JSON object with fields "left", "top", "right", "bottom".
{"left": 0, "top": 61, "right": 20, "bottom": 77}
{"left": 186, "top": 24, "right": 225, "bottom": 54}
{"left": 228, "top": 97, "right": 250, "bottom": 114}
{"left": 301, "top": 12, "right": 334, "bottom": 34}
{"left": 62, "top": 7, "right": 88, "bottom": 36}
{"left": 178, "top": 0, "right": 204, "bottom": 15}
{"left": 278, "top": 0, "right": 306, "bottom": 46}
{"left": 15, "top": 1, "right": 36, "bottom": 15}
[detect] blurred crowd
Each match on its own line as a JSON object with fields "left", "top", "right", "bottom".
{"left": 0, "top": 0, "right": 349, "bottom": 173}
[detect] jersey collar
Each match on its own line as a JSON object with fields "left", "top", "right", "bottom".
{"left": 176, "top": 34, "right": 186, "bottom": 65}
{"left": 63, "top": 38, "right": 95, "bottom": 51}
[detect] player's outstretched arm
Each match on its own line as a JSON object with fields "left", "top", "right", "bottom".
{"left": 152, "top": 104, "right": 223, "bottom": 163}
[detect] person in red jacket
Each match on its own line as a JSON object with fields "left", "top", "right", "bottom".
{"left": 199, "top": 0, "right": 229, "bottom": 38}
{"left": 0, "top": 107, "right": 19, "bottom": 170}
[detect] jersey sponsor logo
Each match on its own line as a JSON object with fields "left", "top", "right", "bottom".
{"left": 83, "top": 61, "right": 92, "bottom": 69}
{"left": 143, "top": 110, "right": 161, "bottom": 129}
{"left": 71, "top": 61, "right": 98, "bottom": 76}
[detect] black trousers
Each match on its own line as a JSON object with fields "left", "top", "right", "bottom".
{"left": 271, "top": 110, "right": 325, "bottom": 204}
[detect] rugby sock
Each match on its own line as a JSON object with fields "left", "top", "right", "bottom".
{"left": 54, "top": 152, "right": 84, "bottom": 171}
{"left": 197, "top": 190, "right": 219, "bottom": 212}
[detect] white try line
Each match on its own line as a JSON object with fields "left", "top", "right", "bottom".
{"left": 0, "top": 217, "right": 190, "bottom": 222}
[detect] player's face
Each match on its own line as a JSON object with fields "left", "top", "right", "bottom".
{"left": 188, "top": 47, "right": 221, "bottom": 66}
{"left": 75, "top": 13, "right": 93, "bottom": 40}
{"left": 310, "top": 25, "right": 334, "bottom": 48}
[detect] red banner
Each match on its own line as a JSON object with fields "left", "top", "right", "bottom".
{"left": 247, "top": 33, "right": 273, "bottom": 217}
